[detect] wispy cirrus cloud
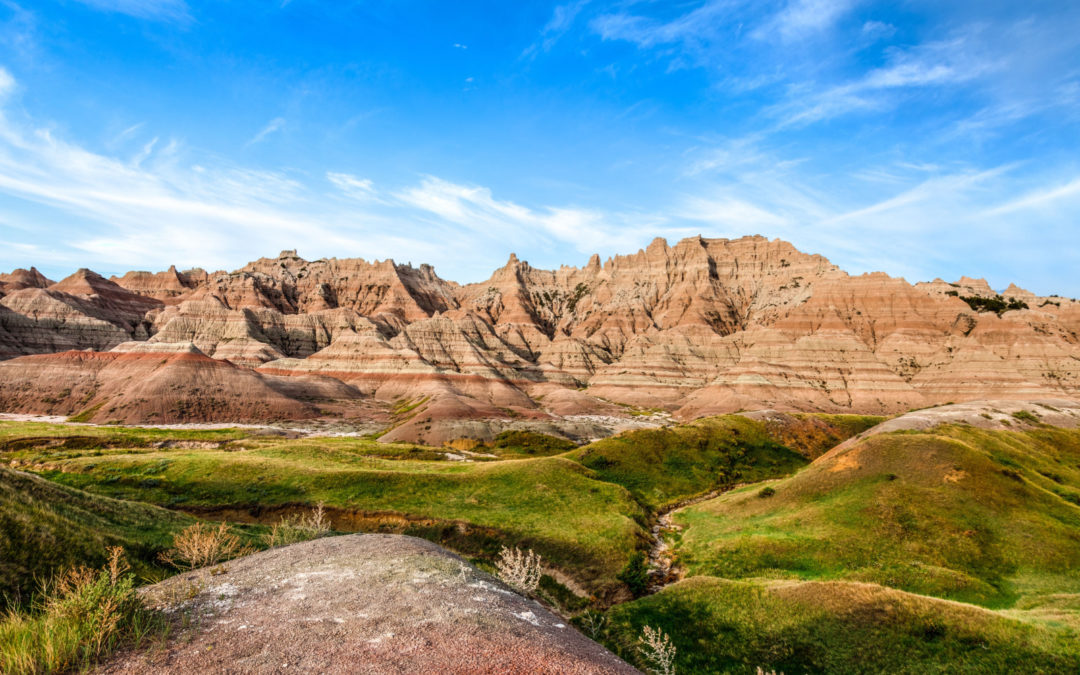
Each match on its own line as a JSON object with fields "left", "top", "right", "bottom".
{"left": 590, "top": 0, "right": 733, "bottom": 50}
{"left": 981, "top": 177, "right": 1080, "bottom": 217}
{"left": 72, "top": 0, "right": 190, "bottom": 22}
{"left": 246, "top": 117, "right": 286, "bottom": 147}
{"left": 0, "top": 66, "right": 14, "bottom": 98}
{"left": 326, "top": 172, "right": 382, "bottom": 203}
{"left": 753, "top": 0, "right": 859, "bottom": 42}
{"left": 0, "top": 69, "right": 675, "bottom": 279}
{"left": 768, "top": 33, "right": 992, "bottom": 127}
{"left": 523, "top": 0, "right": 590, "bottom": 57}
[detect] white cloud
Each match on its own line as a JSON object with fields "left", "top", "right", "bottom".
{"left": 591, "top": 0, "right": 731, "bottom": 49}
{"left": 524, "top": 0, "right": 589, "bottom": 57}
{"left": 861, "top": 20, "right": 895, "bottom": 40}
{"left": 130, "top": 136, "right": 158, "bottom": 167}
{"left": 770, "top": 34, "right": 989, "bottom": 127}
{"left": 246, "top": 117, "right": 286, "bottom": 146}
{"left": 0, "top": 67, "right": 15, "bottom": 99}
{"left": 755, "top": 0, "right": 858, "bottom": 43}
{"left": 982, "top": 177, "right": 1080, "bottom": 217}
{"left": 327, "top": 172, "right": 380, "bottom": 202}
{"left": 0, "top": 88, "right": 684, "bottom": 281}
{"left": 392, "top": 175, "right": 666, "bottom": 256}
{"left": 680, "top": 196, "right": 789, "bottom": 228}
{"left": 72, "top": 0, "right": 190, "bottom": 22}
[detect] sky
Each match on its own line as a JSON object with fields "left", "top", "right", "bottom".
{"left": 0, "top": 1, "right": 1079, "bottom": 295}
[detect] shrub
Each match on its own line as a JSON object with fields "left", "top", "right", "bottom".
{"left": 0, "top": 547, "right": 161, "bottom": 674}
{"left": 491, "top": 430, "right": 575, "bottom": 455}
{"left": 159, "top": 522, "right": 250, "bottom": 570}
{"left": 1011, "top": 410, "right": 1040, "bottom": 424}
{"left": 758, "top": 486, "right": 776, "bottom": 498}
{"left": 577, "top": 610, "right": 608, "bottom": 640}
{"left": 638, "top": 624, "right": 676, "bottom": 675}
{"left": 959, "top": 294, "right": 1028, "bottom": 315}
{"left": 495, "top": 546, "right": 542, "bottom": 596}
{"left": 263, "top": 504, "right": 332, "bottom": 548}
{"left": 617, "top": 551, "right": 650, "bottom": 597}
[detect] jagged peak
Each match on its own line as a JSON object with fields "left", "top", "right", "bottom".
{"left": 646, "top": 236, "right": 670, "bottom": 255}
{"left": 52, "top": 268, "right": 115, "bottom": 292}
{"left": 0, "top": 266, "right": 52, "bottom": 289}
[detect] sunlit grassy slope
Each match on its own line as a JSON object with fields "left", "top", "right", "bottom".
{"left": 605, "top": 576, "right": 1080, "bottom": 674}
{"left": 568, "top": 416, "right": 810, "bottom": 510}
{"left": 0, "top": 465, "right": 194, "bottom": 606}
{"left": 0, "top": 415, "right": 871, "bottom": 596}
{"left": 674, "top": 425, "right": 1080, "bottom": 607}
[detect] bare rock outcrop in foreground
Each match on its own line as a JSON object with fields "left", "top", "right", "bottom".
{"left": 2, "top": 236, "right": 1079, "bottom": 441}
{"left": 99, "top": 534, "right": 637, "bottom": 675}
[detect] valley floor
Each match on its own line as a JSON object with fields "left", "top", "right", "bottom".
{"left": 2, "top": 400, "right": 1080, "bottom": 673}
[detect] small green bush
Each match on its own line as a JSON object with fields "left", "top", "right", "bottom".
{"left": 959, "top": 295, "right": 1028, "bottom": 315}
{"left": 1011, "top": 410, "right": 1040, "bottom": 424}
{"left": 491, "top": 430, "right": 575, "bottom": 456}
{"left": 618, "top": 551, "right": 650, "bottom": 598}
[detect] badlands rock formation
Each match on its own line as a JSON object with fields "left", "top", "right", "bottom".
{"left": 98, "top": 534, "right": 637, "bottom": 674}
{"left": 1, "top": 236, "right": 1078, "bottom": 440}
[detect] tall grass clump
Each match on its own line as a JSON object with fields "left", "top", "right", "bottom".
{"left": 0, "top": 547, "right": 162, "bottom": 674}
{"left": 159, "top": 522, "right": 250, "bottom": 570}
{"left": 495, "top": 546, "right": 542, "bottom": 596}
{"left": 638, "top": 625, "right": 676, "bottom": 675}
{"left": 263, "top": 504, "right": 332, "bottom": 548}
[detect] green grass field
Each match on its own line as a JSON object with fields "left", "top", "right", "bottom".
{"left": 11, "top": 413, "right": 1079, "bottom": 672}
{"left": 0, "top": 415, "right": 866, "bottom": 602}
{"left": 672, "top": 425, "right": 1080, "bottom": 608}
{"left": 604, "top": 576, "right": 1080, "bottom": 674}
{"left": 24, "top": 443, "right": 649, "bottom": 596}
{"left": 0, "top": 465, "right": 195, "bottom": 607}
{"left": 568, "top": 416, "right": 810, "bottom": 510}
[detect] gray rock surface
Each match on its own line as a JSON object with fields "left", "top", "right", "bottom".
{"left": 98, "top": 534, "right": 638, "bottom": 674}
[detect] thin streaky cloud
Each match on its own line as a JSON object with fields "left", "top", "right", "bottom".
{"left": 0, "top": 66, "right": 15, "bottom": 98}
{"left": 130, "top": 136, "right": 158, "bottom": 167}
{"left": 982, "top": 177, "right": 1080, "bottom": 217}
{"left": 754, "top": 0, "right": 859, "bottom": 43}
{"left": 523, "top": 0, "right": 589, "bottom": 57}
{"left": 72, "top": 0, "right": 190, "bottom": 22}
{"left": 246, "top": 117, "right": 285, "bottom": 147}
{"left": 590, "top": 0, "right": 731, "bottom": 49}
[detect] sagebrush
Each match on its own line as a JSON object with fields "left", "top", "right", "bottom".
{"left": 495, "top": 546, "right": 542, "bottom": 595}
{"left": 159, "top": 521, "right": 249, "bottom": 570}
{"left": 638, "top": 624, "right": 676, "bottom": 675}
{"left": 263, "top": 503, "right": 332, "bottom": 548}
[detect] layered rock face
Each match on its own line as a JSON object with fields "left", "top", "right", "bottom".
{"left": 0, "top": 269, "right": 160, "bottom": 359}
{"left": 2, "top": 237, "right": 1078, "bottom": 438}
{"left": 0, "top": 342, "right": 322, "bottom": 424}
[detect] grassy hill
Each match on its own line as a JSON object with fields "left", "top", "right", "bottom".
{"left": 673, "top": 425, "right": 1080, "bottom": 607}
{"left": 0, "top": 465, "right": 194, "bottom": 607}
{"left": 568, "top": 416, "right": 813, "bottom": 510}
{"left": 604, "top": 576, "right": 1080, "bottom": 674}
{"left": 0, "top": 415, "right": 855, "bottom": 598}
{"left": 10, "top": 412, "right": 1080, "bottom": 671}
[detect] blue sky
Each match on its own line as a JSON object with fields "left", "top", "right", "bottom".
{"left": 0, "top": 1, "right": 1078, "bottom": 294}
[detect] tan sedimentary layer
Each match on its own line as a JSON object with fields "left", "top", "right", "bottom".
{"left": 1, "top": 236, "right": 1078, "bottom": 440}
